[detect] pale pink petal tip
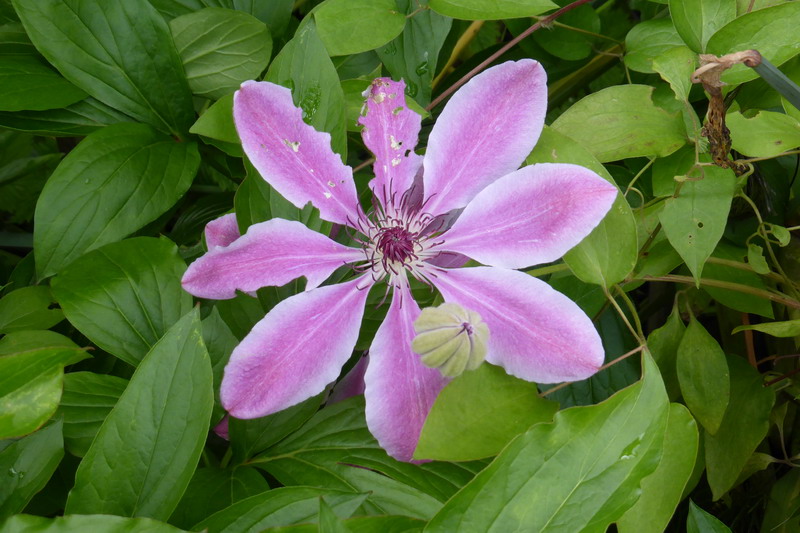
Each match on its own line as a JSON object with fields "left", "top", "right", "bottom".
{"left": 220, "top": 277, "right": 371, "bottom": 419}
{"left": 432, "top": 267, "right": 604, "bottom": 384}
{"left": 213, "top": 416, "right": 230, "bottom": 440}
{"left": 328, "top": 355, "right": 369, "bottom": 404}
{"left": 440, "top": 163, "right": 618, "bottom": 269}
{"left": 233, "top": 81, "right": 359, "bottom": 226}
{"left": 364, "top": 284, "right": 449, "bottom": 462}
{"left": 182, "top": 218, "right": 362, "bottom": 300}
{"left": 359, "top": 77, "right": 423, "bottom": 206}
{"left": 423, "top": 59, "right": 548, "bottom": 216}
{"left": 205, "top": 213, "right": 240, "bottom": 249}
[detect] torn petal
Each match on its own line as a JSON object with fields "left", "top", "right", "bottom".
{"left": 364, "top": 283, "right": 449, "bottom": 462}
{"left": 221, "top": 277, "right": 371, "bottom": 419}
{"left": 440, "top": 163, "right": 618, "bottom": 269}
{"left": 182, "top": 218, "right": 362, "bottom": 300}
{"left": 358, "top": 78, "right": 424, "bottom": 207}
{"left": 423, "top": 60, "right": 547, "bottom": 216}
{"left": 431, "top": 267, "right": 604, "bottom": 383}
{"left": 205, "top": 213, "right": 240, "bottom": 249}
{"left": 234, "top": 81, "right": 360, "bottom": 226}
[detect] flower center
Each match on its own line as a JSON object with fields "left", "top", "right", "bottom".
{"left": 375, "top": 226, "right": 417, "bottom": 264}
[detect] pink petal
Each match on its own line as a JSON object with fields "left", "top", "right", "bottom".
{"left": 439, "top": 163, "right": 618, "bottom": 268}
{"left": 221, "top": 277, "right": 371, "bottom": 419}
{"left": 205, "top": 213, "right": 240, "bottom": 249}
{"left": 328, "top": 354, "right": 368, "bottom": 404}
{"left": 234, "top": 81, "right": 360, "bottom": 226}
{"left": 364, "top": 283, "right": 449, "bottom": 462}
{"left": 213, "top": 416, "right": 230, "bottom": 440}
{"left": 182, "top": 218, "right": 363, "bottom": 299}
{"left": 422, "top": 60, "right": 547, "bottom": 216}
{"left": 431, "top": 267, "right": 604, "bottom": 383}
{"left": 359, "top": 78, "right": 424, "bottom": 207}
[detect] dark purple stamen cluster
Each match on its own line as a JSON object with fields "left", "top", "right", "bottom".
{"left": 375, "top": 226, "right": 417, "bottom": 264}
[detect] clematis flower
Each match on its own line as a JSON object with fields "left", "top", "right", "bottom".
{"left": 182, "top": 60, "right": 617, "bottom": 462}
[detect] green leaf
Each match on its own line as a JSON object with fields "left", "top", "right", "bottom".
{"left": 266, "top": 21, "right": 346, "bottom": 158}
{"left": 761, "top": 468, "right": 800, "bottom": 533}
{"left": 527, "top": 127, "right": 638, "bottom": 287}
{"left": 169, "top": 467, "right": 270, "bottom": 530}
{"left": 428, "top": 0, "right": 558, "bottom": 20}
{"left": 0, "top": 55, "right": 86, "bottom": 111}
{"left": 189, "top": 93, "right": 239, "bottom": 144}
{"left": 653, "top": 46, "right": 696, "bottom": 101}
{"left": 0, "top": 514, "right": 188, "bottom": 533}
{"left": 770, "top": 224, "right": 792, "bottom": 247}
{"left": 12, "top": 0, "right": 195, "bottom": 136}
{"left": 551, "top": 85, "right": 686, "bottom": 162}
{"left": 170, "top": 8, "right": 272, "bottom": 100}
{"left": 651, "top": 144, "right": 695, "bottom": 197}
{"left": 201, "top": 307, "right": 238, "bottom": 420}
{"left": 414, "top": 363, "right": 558, "bottom": 462}
{"left": 426, "top": 350, "right": 670, "bottom": 532}
{"left": 51, "top": 237, "right": 192, "bottom": 367}
{"left": 704, "top": 356, "right": 774, "bottom": 499}
{"left": 34, "top": 123, "right": 199, "bottom": 278}
{"left": 315, "top": 0, "right": 405, "bottom": 57}
{"left": 0, "top": 343, "right": 86, "bottom": 440}
{"left": 647, "top": 305, "right": 685, "bottom": 402}
{"left": 706, "top": 2, "right": 800, "bottom": 85}
{"left": 0, "top": 97, "right": 133, "bottom": 137}
{"left": 687, "top": 501, "right": 732, "bottom": 532}
{"left": 319, "top": 497, "right": 352, "bottom": 533}
{"left": 260, "top": 515, "right": 426, "bottom": 533}
{"left": 375, "top": 0, "right": 451, "bottom": 106}
{"left": 624, "top": 19, "right": 684, "bottom": 74}
{"left": 0, "top": 285, "right": 63, "bottom": 334}
{"left": 57, "top": 372, "right": 127, "bottom": 457}
{"left": 702, "top": 243, "right": 774, "bottom": 318}
{"left": 728, "top": 110, "right": 800, "bottom": 158}
{"left": 0, "top": 420, "right": 63, "bottom": 519}
{"left": 193, "top": 488, "right": 368, "bottom": 533}
{"left": 747, "top": 243, "right": 771, "bottom": 274}
{"left": 733, "top": 318, "right": 800, "bottom": 337}
{"left": 669, "top": 0, "right": 735, "bottom": 53}
{"left": 617, "top": 404, "right": 699, "bottom": 533}
{"left": 658, "top": 164, "right": 736, "bottom": 282}
{"left": 533, "top": 5, "right": 600, "bottom": 61}
{"left": 229, "top": 393, "right": 324, "bottom": 464}
{"left": 65, "top": 309, "right": 213, "bottom": 520}
{"left": 676, "top": 318, "right": 730, "bottom": 434}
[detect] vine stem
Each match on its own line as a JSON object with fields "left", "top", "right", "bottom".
{"left": 539, "top": 345, "right": 645, "bottom": 397}
{"left": 639, "top": 274, "right": 800, "bottom": 310}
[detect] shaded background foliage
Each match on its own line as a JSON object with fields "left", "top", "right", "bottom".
{"left": 1, "top": 0, "right": 800, "bottom": 531}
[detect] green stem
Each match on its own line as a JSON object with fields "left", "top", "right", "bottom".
{"left": 639, "top": 274, "right": 800, "bottom": 310}
{"left": 604, "top": 287, "right": 645, "bottom": 344}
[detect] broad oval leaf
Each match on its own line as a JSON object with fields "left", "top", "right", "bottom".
{"left": 414, "top": 363, "right": 558, "bottom": 462}
{"left": 0, "top": 285, "right": 63, "bottom": 334}
{"left": 733, "top": 318, "right": 800, "bottom": 338}
{"left": 528, "top": 127, "right": 638, "bottom": 287}
{"left": 51, "top": 237, "right": 193, "bottom": 367}
{"left": 315, "top": 0, "right": 406, "bottom": 57}
{"left": 0, "top": 56, "right": 86, "bottom": 111}
{"left": 658, "top": 164, "right": 736, "bottom": 283}
{"left": 668, "top": 0, "right": 735, "bottom": 53}
{"left": 0, "top": 97, "right": 133, "bottom": 137}
{"left": 551, "top": 85, "right": 686, "bottom": 163}
{"left": 728, "top": 110, "right": 800, "bottom": 158}
{"left": 170, "top": 8, "right": 272, "bottom": 100}
{"left": 34, "top": 123, "right": 199, "bottom": 278}
{"left": 57, "top": 372, "right": 128, "bottom": 457}
{"left": 0, "top": 514, "right": 188, "bottom": 533}
{"left": 617, "top": 403, "right": 699, "bottom": 533}
{"left": 0, "top": 420, "right": 63, "bottom": 519}
{"left": 429, "top": 0, "right": 558, "bottom": 20}
{"left": 624, "top": 19, "right": 684, "bottom": 74}
{"left": 676, "top": 318, "right": 730, "bottom": 435}
{"left": 425, "top": 351, "right": 670, "bottom": 532}
{"left": 687, "top": 501, "right": 733, "bottom": 532}
{"left": 706, "top": 2, "right": 800, "bottom": 85}
{"left": 12, "top": 0, "right": 195, "bottom": 136}
{"left": 65, "top": 309, "right": 213, "bottom": 520}
{"left": 704, "top": 356, "right": 774, "bottom": 500}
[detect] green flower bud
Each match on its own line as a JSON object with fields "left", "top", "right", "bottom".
{"left": 411, "top": 303, "right": 490, "bottom": 378}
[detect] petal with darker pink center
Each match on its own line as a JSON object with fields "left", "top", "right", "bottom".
{"left": 220, "top": 277, "right": 371, "bottom": 419}
{"left": 358, "top": 78, "right": 423, "bottom": 207}
{"left": 439, "top": 163, "right": 618, "bottom": 269}
{"left": 234, "top": 81, "right": 359, "bottom": 226}
{"left": 182, "top": 218, "right": 362, "bottom": 300}
{"left": 432, "top": 267, "right": 604, "bottom": 383}
{"left": 364, "top": 283, "right": 449, "bottom": 462}
{"left": 205, "top": 213, "right": 240, "bottom": 249}
{"left": 422, "top": 60, "right": 547, "bottom": 216}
